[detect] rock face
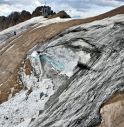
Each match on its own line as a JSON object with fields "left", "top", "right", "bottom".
{"left": 1, "top": 5, "right": 124, "bottom": 31}
{"left": 98, "top": 93, "right": 124, "bottom": 127}
{"left": 0, "top": 11, "right": 31, "bottom": 31}
{"left": 49, "top": 11, "right": 71, "bottom": 19}
{"left": 0, "top": 17, "right": 72, "bottom": 104}
{"left": 7, "top": 12, "right": 22, "bottom": 27}
{"left": 0, "top": 6, "right": 70, "bottom": 31}
{"left": 0, "top": 16, "right": 8, "bottom": 30}
{"left": 32, "top": 6, "right": 55, "bottom": 18}
{"left": 20, "top": 10, "right": 31, "bottom": 21}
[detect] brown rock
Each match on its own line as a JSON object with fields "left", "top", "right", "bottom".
{"left": 0, "top": 11, "right": 31, "bottom": 31}
{"left": 0, "top": 16, "right": 8, "bottom": 30}
{"left": 98, "top": 92, "right": 124, "bottom": 127}
{"left": 23, "top": 58, "right": 33, "bottom": 75}
{"left": 20, "top": 10, "right": 31, "bottom": 21}
{"left": 32, "top": 6, "right": 44, "bottom": 17}
{"left": 48, "top": 11, "right": 71, "bottom": 19}
{"left": 8, "top": 12, "right": 22, "bottom": 27}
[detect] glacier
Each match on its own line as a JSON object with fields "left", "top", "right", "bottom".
{"left": 0, "top": 14, "right": 124, "bottom": 127}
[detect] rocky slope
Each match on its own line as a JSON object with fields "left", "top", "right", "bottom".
{"left": 0, "top": 6, "right": 124, "bottom": 127}
{"left": 0, "top": 16, "right": 71, "bottom": 103}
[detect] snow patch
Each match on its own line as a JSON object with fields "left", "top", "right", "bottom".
{"left": 0, "top": 77, "right": 54, "bottom": 127}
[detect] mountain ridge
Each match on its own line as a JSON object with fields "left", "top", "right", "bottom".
{"left": 0, "top": 6, "right": 70, "bottom": 31}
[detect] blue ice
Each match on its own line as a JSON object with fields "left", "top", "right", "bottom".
{"left": 40, "top": 55, "right": 64, "bottom": 70}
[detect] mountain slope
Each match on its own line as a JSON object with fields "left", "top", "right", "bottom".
{"left": 0, "top": 17, "right": 71, "bottom": 103}
{"left": 28, "top": 14, "right": 124, "bottom": 127}
{"left": 0, "top": 14, "right": 124, "bottom": 127}
{"left": 0, "top": 6, "right": 124, "bottom": 127}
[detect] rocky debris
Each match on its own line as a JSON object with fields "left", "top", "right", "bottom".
{"left": 48, "top": 11, "right": 71, "bottom": 19}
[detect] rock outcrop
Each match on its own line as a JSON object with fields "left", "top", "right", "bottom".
{"left": 0, "top": 6, "right": 70, "bottom": 31}
{"left": 48, "top": 11, "right": 71, "bottom": 19}
{"left": 7, "top": 12, "right": 22, "bottom": 27}
{"left": 0, "top": 16, "right": 8, "bottom": 30}
{"left": 20, "top": 10, "right": 32, "bottom": 21}
{"left": 0, "top": 11, "right": 31, "bottom": 31}
{"left": 32, "top": 6, "right": 55, "bottom": 18}
{"left": 98, "top": 92, "right": 124, "bottom": 127}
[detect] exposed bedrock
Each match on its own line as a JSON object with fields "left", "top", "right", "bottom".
{"left": 20, "top": 18, "right": 124, "bottom": 127}
{"left": 98, "top": 92, "right": 124, "bottom": 127}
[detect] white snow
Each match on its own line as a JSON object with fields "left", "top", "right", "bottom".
{"left": 0, "top": 16, "right": 71, "bottom": 49}
{"left": 33, "top": 17, "right": 71, "bottom": 30}
{"left": 0, "top": 78, "right": 54, "bottom": 127}
{"left": 0, "top": 17, "right": 46, "bottom": 47}
{"left": 71, "top": 39, "right": 91, "bottom": 48}
{"left": 15, "top": 118, "right": 31, "bottom": 127}
{"left": 31, "top": 51, "right": 38, "bottom": 57}
{"left": 78, "top": 51, "right": 91, "bottom": 64}
{"left": 81, "top": 14, "right": 124, "bottom": 29}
